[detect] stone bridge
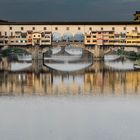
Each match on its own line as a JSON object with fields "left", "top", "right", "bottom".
{"left": 1, "top": 43, "right": 119, "bottom": 61}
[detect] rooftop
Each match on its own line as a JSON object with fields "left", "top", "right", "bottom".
{"left": 135, "top": 11, "right": 140, "bottom": 14}
{"left": 0, "top": 20, "right": 140, "bottom": 25}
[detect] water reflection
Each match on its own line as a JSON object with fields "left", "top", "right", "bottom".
{"left": 105, "top": 59, "right": 134, "bottom": 70}
{"left": 0, "top": 52, "right": 139, "bottom": 96}
{"left": 0, "top": 50, "right": 140, "bottom": 140}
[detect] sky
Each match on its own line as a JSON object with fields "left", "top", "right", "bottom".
{"left": 0, "top": 0, "right": 140, "bottom": 21}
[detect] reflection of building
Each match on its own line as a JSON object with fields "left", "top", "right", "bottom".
{"left": 0, "top": 70, "right": 140, "bottom": 96}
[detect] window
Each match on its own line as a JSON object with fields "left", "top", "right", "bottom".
{"left": 78, "top": 27, "right": 81, "bottom": 30}
{"left": 135, "top": 27, "right": 138, "bottom": 31}
{"left": 11, "top": 32, "right": 13, "bottom": 36}
{"left": 112, "top": 27, "right": 115, "bottom": 31}
{"left": 21, "top": 27, "right": 24, "bottom": 30}
{"left": 123, "top": 27, "right": 126, "bottom": 30}
{"left": 45, "top": 35, "right": 50, "bottom": 38}
{"left": 87, "top": 36, "right": 91, "bottom": 38}
{"left": 10, "top": 27, "right": 12, "bottom": 30}
{"left": 32, "top": 27, "right": 35, "bottom": 30}
{"left": 66, "top": 27, "right": 69, "bottom": 30}
{"left": 89, "top": 27, "right": 92, "bottom": 30}
{"left": 101, "top": 27, "right": 103, "bottom": 31}
{"left": 0, "top": 32, "right": 1, "bottom": 36}
{"left": 92, "top": 31, "right": 96, "bottom": 34}
{"left": 55, "top": 27, "right": 58, "bottom": 30}
{"left": 34, "top": 35, "right": 36, "bottom": 37}
{"left": 38, "top": 35, "right": 40, "bottom": 37}
{"left": 5, "top": 32, "right": 7, "bottom": 36}
{"left": 41, "top": 33, "right": 45, "bottom": 38}
{"left": 44, "top": 27, "right": 47, "bottom": 30}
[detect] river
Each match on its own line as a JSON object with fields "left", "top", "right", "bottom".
{"left": 0, "top": 50, "right": 140, "bottom": 140}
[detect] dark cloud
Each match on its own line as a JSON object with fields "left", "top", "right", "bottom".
{"left": 0, "top": 0, "right": 140, "bottom": 21}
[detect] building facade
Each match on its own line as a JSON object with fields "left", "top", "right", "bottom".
{"left": 134, "top": 11, "right": 140, "bottom": 22}
{"left": 0, "top": 21, "right": 140, "bottom": 47}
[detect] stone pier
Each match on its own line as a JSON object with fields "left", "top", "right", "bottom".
{"left": 32, "top": 46, "right": 43, "bottom": 60}
{"left": 32, "top": 59, "right": 43, "bottom": 73}
{"left": 93, "top": 45, "right": 104, "bottom": 61}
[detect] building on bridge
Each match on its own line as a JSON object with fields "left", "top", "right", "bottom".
{"left": 85, "top": 31, "right": 115, "bottom": 46}
{"left": 0, "top": 20, "right": 140, "bottom": 48}
{"left": 134, "top": 11, "right": 140, "bottom": 22}
{"left": 85, "top": 30, "right": 140, "bottom": 47}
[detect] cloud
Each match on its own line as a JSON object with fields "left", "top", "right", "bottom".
{"left": 0, "top": 0, "right": 139, "bottom": 21}
{"left": 122, "top": 0, "right": 140, "bottom": 2}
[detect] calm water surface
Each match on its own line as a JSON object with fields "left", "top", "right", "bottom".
{"left": 0, "top": 51, "right": 140, "bottom": 140}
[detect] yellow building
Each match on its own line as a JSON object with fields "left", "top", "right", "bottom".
{"left": 126, "top": 31, "right": 140, "bottom": 46}
{"left": 84, "top": 31, "right": 115, "bottom": 46}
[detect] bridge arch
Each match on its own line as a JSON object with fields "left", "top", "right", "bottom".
{"left": 52, "top": 32, "right": 62, "bottom": 42}
{"left": 74, "top": 32, "right": 84, "bottom": 42}
{"left": 2, "top": 47, "right": 32, "bottom": 55}
{"left": 63, "top": 32, "right": 74, "bottom": 41}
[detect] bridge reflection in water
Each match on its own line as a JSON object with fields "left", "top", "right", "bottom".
{"left": 0, "top": 51, "right": 139, "bottom": 96}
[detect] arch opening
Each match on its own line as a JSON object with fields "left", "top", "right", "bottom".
{"left": 74, "top": 32, "right": 84, "bottom": 42}
{"left": 52, "top": 32, "right": 62, "bottom": 42}
{"left": 63, "top": 32, "right": 74, "bottom": 42}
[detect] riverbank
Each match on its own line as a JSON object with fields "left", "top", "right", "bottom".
{"left": 117, "top": 49, "right": 140, "bottom": 60}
